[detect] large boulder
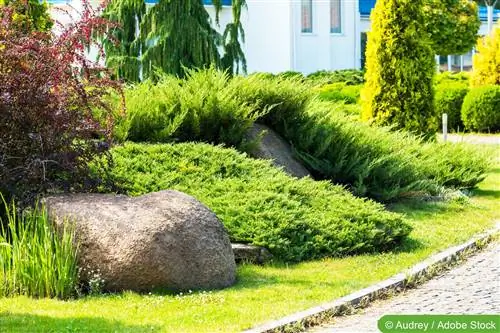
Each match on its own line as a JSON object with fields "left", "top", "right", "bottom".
{"left": 44, "top": 190, "right": 236, "bottom": 292}
{"left": 246, "top": 123, "right": 311, "bottom": 178}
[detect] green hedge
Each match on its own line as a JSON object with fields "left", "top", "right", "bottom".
{"left": 231, "top": 75, "right": 490, "bottom": 201}
{"left": 434, "top": 72, "right": 470, "bottom": 85}
{"left": 461, "top": 85, "right": 500, "bottom": 132}
{"left": 113, "top": 69, "right": 490, "bottom": 202}
{"left": 120, "top": 68, "right": 265, "bottom": 147}
{"left": 317, "top": 83, "right": 362, "bottom": 104}
{"left": 306, "top": 69, "right": 365, "bottom": 86}
{"left": 434, "top": 82, "right": 469, "bottom": 132}
{"left": 103, "top": 142, "right": 411, "bottom": 262}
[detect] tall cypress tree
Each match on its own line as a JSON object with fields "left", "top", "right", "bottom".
{"left": 361, "top": 0, "right": 436, "bottom": 137}
{"left": 101, "top": 0, "right": 246, "bottom": 82}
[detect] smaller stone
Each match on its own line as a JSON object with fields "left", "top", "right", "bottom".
{"left": 245, "top": 123, "right": 311, "bottom": 178}
{"left": 232, "top": 243, "right": 272, "bottom": 264}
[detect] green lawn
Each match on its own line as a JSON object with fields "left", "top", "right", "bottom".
{"left": 1, "top": 152, "right": 498, "bottom": 333}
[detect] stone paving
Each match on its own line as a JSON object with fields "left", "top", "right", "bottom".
{"left": 308, "top": 242, "right": 500, "bottom": 333}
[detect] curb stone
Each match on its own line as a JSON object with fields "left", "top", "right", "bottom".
{"left": 242, "top": 225, "right": 500, "bottom": 333}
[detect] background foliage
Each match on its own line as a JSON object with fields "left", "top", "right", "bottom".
{"left": 101, "top": 0, "right": 246, "bottom": 81}
{"left": 471, "top": 25, "right": 500, "bottom": 87}
{"left": 0, "top": 0, "right": 52, "bottom": 32}
{"left": 423, "top": 0, "right": 480, "bottom": 56}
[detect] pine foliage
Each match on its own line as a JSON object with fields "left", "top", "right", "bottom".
{"left": 101, "top": 0, "right": 146, "bottom": 82}
{"left": 140, "top": 0, "right": 222, "bottom": 79}
{"left": 361, "top": 0, "right": 436, "bottom": 137}
{"left": 221, "top": 0, "right": 247, "bottom": 73}
{"left": 101, "top": 0, "right": 246, "bottom": 81}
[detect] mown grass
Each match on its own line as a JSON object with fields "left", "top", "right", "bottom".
{"left": 1, "top": 147, "right": 498, "bottom": 333}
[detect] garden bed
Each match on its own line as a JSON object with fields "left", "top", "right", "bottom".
{"left": 0, "top": 146, "right": 498, "bottom": 333}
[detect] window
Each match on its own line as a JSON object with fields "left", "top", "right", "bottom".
{"left": 330, "top": 0, "right": 341, "bottom": 33}
{"left": 360, "top": 32, "right": 367, "bottom": 68}
{"left": 301, "top": 0, "right": 313, "bottom": 33}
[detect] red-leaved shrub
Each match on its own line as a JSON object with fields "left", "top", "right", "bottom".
{"left": 0, "top": 1, "right": 122, "bottom": 204}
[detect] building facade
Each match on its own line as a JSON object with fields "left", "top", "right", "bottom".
{"left": 47, "top": 0, "right": 500, "bottom": 74}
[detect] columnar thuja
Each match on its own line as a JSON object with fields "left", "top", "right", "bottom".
{"left": 361, "top": 0, "right": 436, "bottom": 137}
{"left": 0, "top": 1, "right": 123, "bottom": 205}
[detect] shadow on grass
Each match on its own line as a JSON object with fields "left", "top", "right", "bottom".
{"left": 471, "top": 188, "right": 500, "bottom": 200}
{"left": 390, "top": 237, "right": 425, "bottom": 253}
{"left": 387, "top": 199, "right": 465, "bottom": 216}
{"left": 0, "top": 313, "right": 159, "bottom": 333}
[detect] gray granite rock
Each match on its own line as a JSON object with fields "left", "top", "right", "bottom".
{"left": 246, "top": 123, "right": 311, "bottom": 178}
{"left": 44, "top": 190, "right": 236, "bottom": 292}
{"left": 232, "top": 243, "right": 272, "bottom": 264}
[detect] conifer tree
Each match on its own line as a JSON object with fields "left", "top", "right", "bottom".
{"left": 101, "top": 0, "right": 246, "bottom": 81}
{"left": 361, "top": 0, "right": 436, "bottom": 137}
{"left": 101, "top": 0, "right": 146, "bottom": 82}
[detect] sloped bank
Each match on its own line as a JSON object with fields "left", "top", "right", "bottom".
{"left": 98, "top": 142, "right": 411, "bottom": 263}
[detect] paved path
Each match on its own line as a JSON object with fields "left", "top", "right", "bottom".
{"left": 308, "top": 242, "right": 500, "bottom": 333}
{"left": 440, "top": 134, "right": 500, "bottom": 145}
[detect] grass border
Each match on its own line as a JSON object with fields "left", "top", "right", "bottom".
{"left": 243, "top": 222, "right": 500, "bottom": 333}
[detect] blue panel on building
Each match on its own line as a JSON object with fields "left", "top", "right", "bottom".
{"left": 206, "top": 0, "right": 232, "bottom": 5}
{"left": 359, "top": 1, "right": 499, "bottom": 22}
{"left": 359, "top": 0, "right": 376, "bottom": 16}
{"left": 478, "top": 6, "right": 500, "bottom": 22}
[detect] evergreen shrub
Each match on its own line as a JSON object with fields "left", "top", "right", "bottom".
{"left": 434, "top": 82, "right": 469, "bottom": 132}
{"left": 317, "top": 83, "right": 362, "bottom": 104}
{"left": 231, "top": 75, "right": 490, "bottom": 201}
{"left": 435, "top": 72, "right": 470, "bottom": 85}
{"left": 306, "top": 69, "right": 365, "bottom": 86}
{"left": 461, "top": 85, "right": 500, "bottom": 132}
{"left": 104, "top": 142, "right": 412, "bottom": 262}
{"left": 123, "top": 68, "right": 264, "bottom": 147}
{"left": 361, "top": 0, "right": 436, "bottom": 137}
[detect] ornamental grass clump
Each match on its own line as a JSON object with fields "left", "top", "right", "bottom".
{"left": 0, "top": 197, "right": 79, "bottom": 299}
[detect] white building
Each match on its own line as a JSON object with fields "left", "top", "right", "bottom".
{"left": 48, "top": 0, "right": 500, "bottom": 74}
